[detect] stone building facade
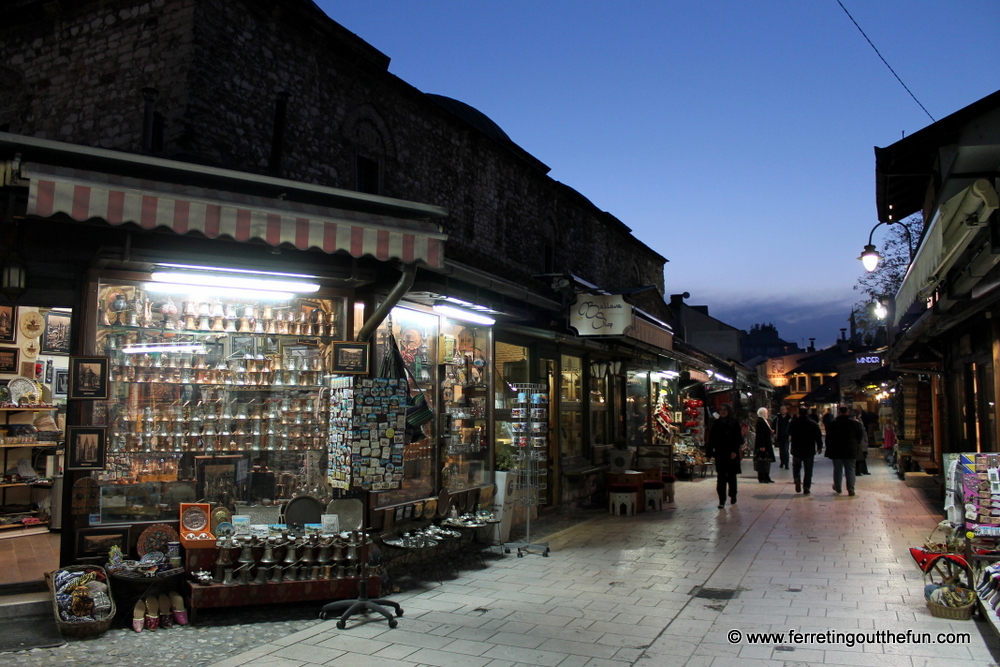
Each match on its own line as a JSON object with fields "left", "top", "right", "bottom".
{"left": 0, "top": 0, "right": 669, "bottom": 315}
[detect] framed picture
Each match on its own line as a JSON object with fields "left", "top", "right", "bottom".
{"left": 69, "top": 356, "right": 109, "bottom": 399}
{"left": 0, "top": 305, "right": 14, "bottom": 344}
{"left": 54, "top": 369, "right": 69, "bottom": 396}
{"left": 20, "top": 362, "right": 35, "bottom": 378}
{"left": 331, "top": 342, "right": 369, "bottom": 374}
{"left": 0, "top": 347, "right": 18, "bottom": 374}
{"left": 67, "top": 426, "right": 107, "bottom": 470}
{"left": 195, "top": 455, "right": 242, "bottom": 501}
{"left": 76, "top": 526, "right": 130, "bottom": 560}
{"left": 41, "top": 311, "right": 71, "bottom": 355}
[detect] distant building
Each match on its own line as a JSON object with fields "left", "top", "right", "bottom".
{"left": 668, "top": 293, "right": 742, "bottom": 362}
{"left": 741, "top": 323, "right": 801, "bottom": 362}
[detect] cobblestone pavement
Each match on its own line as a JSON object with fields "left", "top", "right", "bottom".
{"left": 6, "top": 456, "right": 1000, "bottom": 666}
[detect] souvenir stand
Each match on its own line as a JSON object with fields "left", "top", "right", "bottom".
{"left": 954, "top": 453, "right": 1000, "bottom": 630}
{"left": 506, "top": 383, "right": 549, "bottom": 558}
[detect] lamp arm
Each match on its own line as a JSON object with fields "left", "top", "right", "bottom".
{"left": 867, "top": 220, "right": 914, "bottom": 262}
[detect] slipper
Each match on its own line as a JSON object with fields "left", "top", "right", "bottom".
{"left": 158, "top": 593, "right": 174, "bottom": 629}
{"left": 132, "top": 598, "right": 145, "bottom": 633}
{"left": 169, "top": 591, "right": 189, "bottom": 625}
{"left": 144, "top": 594, "right": 159, "bottom": 631}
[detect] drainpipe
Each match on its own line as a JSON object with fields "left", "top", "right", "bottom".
{"left": 357, "top": 264, "right": 417, "bottom": 342}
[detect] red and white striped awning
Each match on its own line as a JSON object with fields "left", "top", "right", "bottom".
{"left": 23, "top": 163, "right": 446, "bottom": 269}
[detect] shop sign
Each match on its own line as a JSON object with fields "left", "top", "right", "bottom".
{"left": 855, "top": 353, "right": 882, "bottom": 368}
{"left": 569, "top": 294, "right": 632, "bottom": 336}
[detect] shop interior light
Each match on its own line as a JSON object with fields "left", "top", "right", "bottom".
{"left": 145, "top": 282, "right": 295, "bottom": 300}
{"left": 121, "top": 342, "right": 207, "bottom": 354}
{"left": 150, "top": 271, "right": 320, "bottom": 294}
{"left": 432, "top": 304, "right": 496, "bottom": 325}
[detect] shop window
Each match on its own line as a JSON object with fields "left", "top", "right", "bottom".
{"left": 626, "top": 371, "right": 650, "bottom": 448}
{"left": 494, "top": 342, "right": 530, "bottom": 474}
{"left": 371, "top": 307, "right": 439, "bottom": 506}
{"left": 560, "top": 356, "right": 583, "bottom": 459}
{"left": 88, "top": 278, "right": 347, "bottom": 524}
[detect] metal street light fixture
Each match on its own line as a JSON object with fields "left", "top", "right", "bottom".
{"left": 859, "top": 219, "right": 913, "bottom": 272}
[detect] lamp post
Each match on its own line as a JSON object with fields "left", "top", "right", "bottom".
{"left": 859, "top": 220, "right": 913, "bottom": 272}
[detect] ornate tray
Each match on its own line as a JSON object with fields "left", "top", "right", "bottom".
{"left": 137, "top": 523, "right": 180, "bottom": 557}
{"left": 8, "top": 377, "right": 41, "bottom": 405}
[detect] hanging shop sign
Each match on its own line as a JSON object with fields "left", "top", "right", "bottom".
{"left": 568, "top": 294, "right": 632, "bottom": 336}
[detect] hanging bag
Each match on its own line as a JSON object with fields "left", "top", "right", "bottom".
{"left": 377, "top": 330, "right": 434, "bottom": 428}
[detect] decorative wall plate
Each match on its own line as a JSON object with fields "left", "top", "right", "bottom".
{"left": 210, "top": 506, "right": 231, "bottom": 534}
{"left": 7, "top": 377, "right": 40, "bottom": 405}
{"left": 137, "top": 523, "right": 180, "bottom": 557}
{"left": 21, "top": 340, "right": 39, "bottom": 359}
{"left": 181, "top": 506, "right": 208, "bottom": 532}
{"left": 19, "top": 311, "right": 43, "bottom": 339}
{"left": 327, "top": 498, "right": 363, "bottom": 530}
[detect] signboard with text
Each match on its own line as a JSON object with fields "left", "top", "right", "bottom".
{"left": 568, "top": 294, "right": 633, "bottom": 336}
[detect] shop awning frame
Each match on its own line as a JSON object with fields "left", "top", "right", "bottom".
{"left": 22, "top": 162, "right": 447, "bottom": 270}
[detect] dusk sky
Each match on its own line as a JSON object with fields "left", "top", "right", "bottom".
{"left": 317, "top": 1, "right": 998, "bottom": 349}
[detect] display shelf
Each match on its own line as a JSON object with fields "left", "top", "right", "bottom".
{"left": 0, "top": 441, "right": 60, "bottom": 448}
{"left": 0, "top": 519, "right": 48, "bottom": 532}
{"left": 100, "top": 324, "right": 344, "bottom": 340}
{"left": 0, "top": 406, "right": 56, "bottom": 411}
{"left": 0, "top": 482, "right": 52, "bottom": 489}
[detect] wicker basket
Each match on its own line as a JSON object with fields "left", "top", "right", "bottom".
{"left": 45, "top": 565, "right": 117, "bottom": 638}
{"left": 927, "top": 598, "right": 975, "bottom": 620}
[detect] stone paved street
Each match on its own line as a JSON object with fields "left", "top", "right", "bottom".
{"left": 6, "top": 454, "right": 1000, "bottom": 666}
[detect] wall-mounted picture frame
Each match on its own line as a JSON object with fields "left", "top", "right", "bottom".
{"left": 67, "top": 426, "right": 107, "bottom": 471}
{"left": 331, "top": 342, "right": 369, "bottom": 374}
{"left": 54, "top": 368, "right": 69, "bottom": 396}
{"left": 0, "top": 347, "right": 18, "bottom": 374}
{"left": 76, "top": 526, "right": 130, "bottom": 560}
{"left": 69, "top": 356, "right": 109, "bottom": 399}
{"left": 41, "top": 311, "right": 71, "bottom": 355}
{"left": 0, "top": 305, "right": 15, "bottom": 344}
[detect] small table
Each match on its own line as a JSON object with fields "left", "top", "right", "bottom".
{"left": 606, "top": 471, "right": 645, "bottom": 512}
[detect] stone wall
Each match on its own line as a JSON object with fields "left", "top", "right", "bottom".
{"left": 0, "top": 0, "right": 667, "bottom": 305}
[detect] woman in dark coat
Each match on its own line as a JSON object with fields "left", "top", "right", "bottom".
{"left": 706, "top": 403, "right": 743, "bottom": 509}
{"left": 754, "top": 407, "right": 776, "bottom": 483}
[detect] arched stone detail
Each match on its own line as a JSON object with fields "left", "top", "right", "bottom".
{"left": 341, "top": 103, "right": 395, "bottom": 159}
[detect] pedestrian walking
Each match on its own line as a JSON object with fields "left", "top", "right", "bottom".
{"left": 773, "top": 404, "right": 791, "bottom": 469}
{"left": 854, "top": 409, "right": 870, "bottom": 475}
{"left": 825, "top": 405, "right": 865, "bottom": 496}
{"left": 754, "top": 407, "right": 775, "bottom": 483}
{"left": 788, "top": 404, "right": 823, "bottom": 495}
{"left": 706, "top": 402, "right": 743, "bottom": 509}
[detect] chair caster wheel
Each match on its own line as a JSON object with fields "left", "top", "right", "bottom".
{"left": 504, "top": 548, "right": 510, "bottom": 554}
{"left": 319, "top": 612, "right": 327, "bottom": 620}
{"left": 517, "top": 551, "right": 523, "bottom": 558}
{"left": 336, "top": 620, "right": 346, "bottom": 629}
{"left": 543, "top": 551, "right": 549, "bottom": 557}
{"left": 396, "top": 609, "right": 404, "bottom": 617}
{"left": 389, "top": 619, "right": 398, "bottom": 628}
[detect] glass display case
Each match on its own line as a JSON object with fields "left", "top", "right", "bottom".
{"left": 439, "top": 317, "right": 491, "bottom": 492}
{"left": 89, "top": 278, "right": 347, "bottom": 524}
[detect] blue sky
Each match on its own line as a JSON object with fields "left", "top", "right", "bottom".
{"left": 317, "top": 1, "right": 998, "bottom": 349}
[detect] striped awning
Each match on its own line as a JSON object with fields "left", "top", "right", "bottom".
{"left": 22, "top": 163, "right": 446, "bottom": 269}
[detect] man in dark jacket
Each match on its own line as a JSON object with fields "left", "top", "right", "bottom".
{"left": 825, "top": 405, "right": 865, "bottom": 496}
{"left": 773, "top": 404, "right": 792, "bottom": 469}
{"left": 788, "top": 404, "right": 823, "bottom": 495}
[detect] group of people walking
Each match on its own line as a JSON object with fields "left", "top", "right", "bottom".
{"left": 705, "top": 402, "right": 870, "bottom": 509}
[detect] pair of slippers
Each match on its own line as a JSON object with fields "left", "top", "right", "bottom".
{"left": 132, "top": 591, "right": 188, "bottom": 631}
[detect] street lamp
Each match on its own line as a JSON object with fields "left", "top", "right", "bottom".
{"left": 859, "top": 219, "right": 913, "bottom": 272}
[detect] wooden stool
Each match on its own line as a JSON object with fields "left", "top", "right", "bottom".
{"left": 608, "top": 484, "right": 638, "bottom": 516}
{"left": 643, "top": 481, "right": 664, "bottom": 511}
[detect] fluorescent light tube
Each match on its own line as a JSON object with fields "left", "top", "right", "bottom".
{"left": 432, "top": 304, "right": 496, "bottom": 325}
{"left": 150, "top": 271, "right": 320, "bottom": 293}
